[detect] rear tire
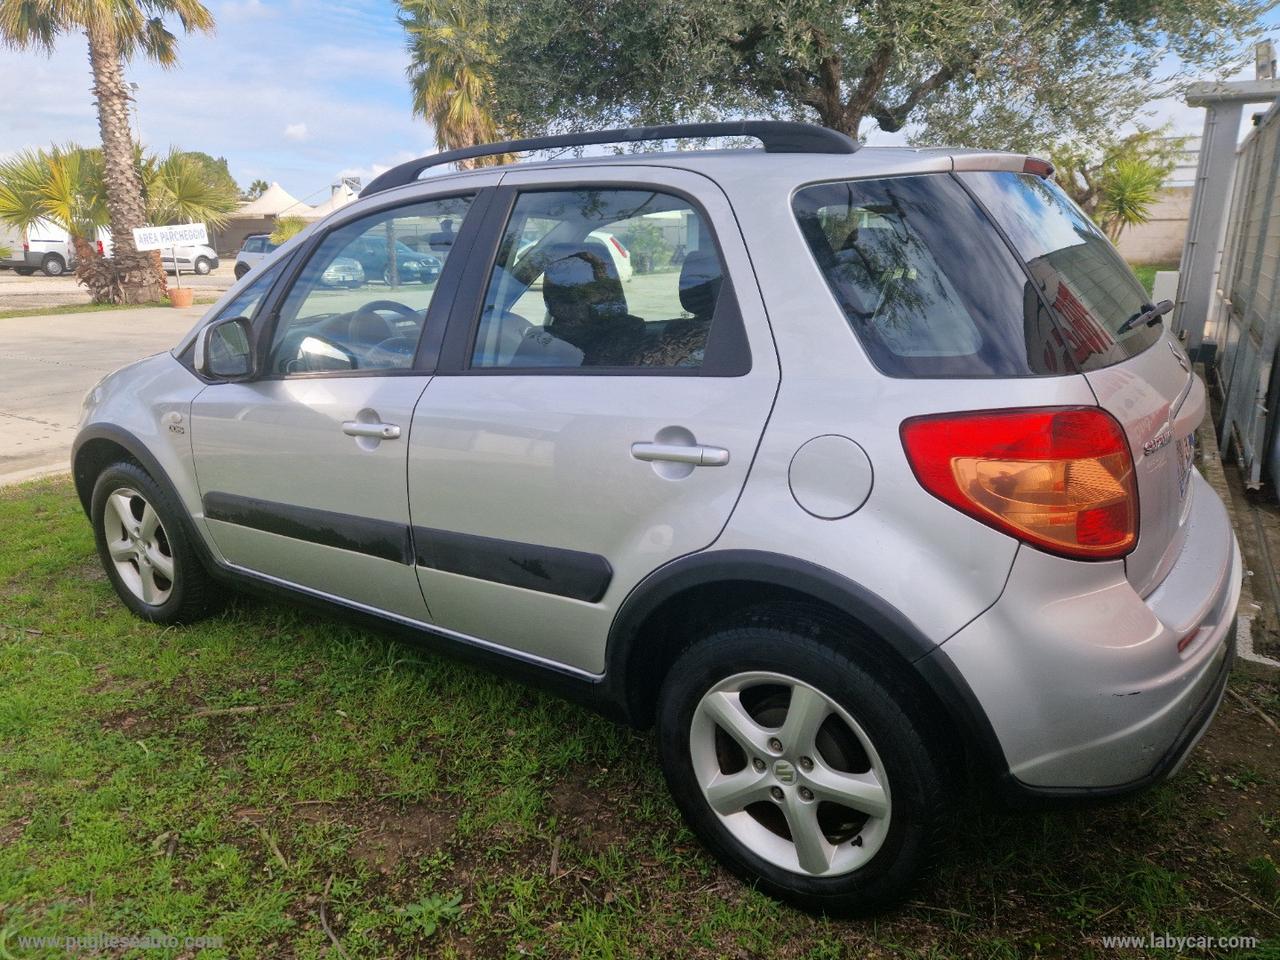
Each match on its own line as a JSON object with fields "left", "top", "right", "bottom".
{"left": 194, "top": 257, "right": 212, "bottom": 275}
{"left": 656, "top": 606, "right": 951, "bottom": 915}
{"left": 14, "top": 267, "right": 35, "bottom": 276}
{"left": 91, "top": 462, "right": 219, "bottom": 624}
{"left": 40, "top": 254, "right": 66, "bottom": 277}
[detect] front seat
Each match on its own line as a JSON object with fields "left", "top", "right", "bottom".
{"left": 515, "top": 244, "right": 646, "bottom": 367}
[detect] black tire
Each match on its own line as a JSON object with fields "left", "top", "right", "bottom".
{"left": 656, "top": 605, "right": 952, "bottom": 915}
{"left": 234, "top": 263, "right": 249, "bottom": 280}
{"left": 194, "top": 257, "right": 212, "bottom": 275}
{"left": 41, "top": 254, "right": 67, "bottom": 277}
{"left": 90, "top": 462, "right": 219, "bottom": 624}
{"left": 14, "top": 267, "right": 35, "bottom": 276}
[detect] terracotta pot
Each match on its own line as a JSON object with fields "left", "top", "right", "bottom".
{"left": 168, "top": 287, "right": 195, "bottom": 308}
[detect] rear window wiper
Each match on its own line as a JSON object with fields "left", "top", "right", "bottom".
{"left": 1117, "top": 298, "right": 1172, "bottom": 334}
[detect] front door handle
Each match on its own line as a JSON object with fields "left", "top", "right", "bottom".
{"left": 342, "top": 420, "right": 401, "bottom": 440}
{"left": 631, "top": 441, "right": 729, "bottom": 467}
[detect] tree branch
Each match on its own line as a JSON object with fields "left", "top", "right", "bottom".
{"left": 869, "top": 61, "right": 963, "bottom": 133}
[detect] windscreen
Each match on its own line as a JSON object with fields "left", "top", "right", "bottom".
{"left": 792, "top": 174, "right": 1067, "bottom": 377}
{"left": 957, "top": 172, "right": 1161, "bottom": 371}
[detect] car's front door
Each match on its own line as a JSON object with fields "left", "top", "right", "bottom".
{"left": 189, "top": 186, "right": 491, "bottom": 619}
{"left": 407, "top": 168, "right": 781, "bottom": 674}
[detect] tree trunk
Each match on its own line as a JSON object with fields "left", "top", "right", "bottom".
{"left": 86, "top": 25, "right": 164, "bottom": 304}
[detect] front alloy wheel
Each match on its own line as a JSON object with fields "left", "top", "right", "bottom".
{"left": 101, "top": 487, "right": 175, "bottom": 605}
{"left": 691, "top": 671, "right": 892, "bottom": 877}
{"left": 91, "top": 461, "right": 218, "bottom": 624}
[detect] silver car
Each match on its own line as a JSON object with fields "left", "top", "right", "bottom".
{"left": 73, "top": 122, "right": 1240, "bottom": 914}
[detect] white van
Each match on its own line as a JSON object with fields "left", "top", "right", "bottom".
{"left": 0, "top": 219, "right": 77, "bottom": 276}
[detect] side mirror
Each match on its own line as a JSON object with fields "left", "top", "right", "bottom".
{"left": 195, "top": 316, "right": 256, "bottom": 381}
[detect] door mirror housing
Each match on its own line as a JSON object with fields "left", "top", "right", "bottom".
{"left": 195, "top": 316, "right": 256, "bottom": 381}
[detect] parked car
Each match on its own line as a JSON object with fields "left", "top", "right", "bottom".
{"left": 0, "top": 219, "right": 77, "bottom": 276}
{"left": 318, "top": 255, "right": 364, "bottom": 288}
{"left": 160, "top": 244, "right": 219, "bottom": 276}
{"left": 74, "top": 122, "right": 1240, "bottom": 915}
{"left": 342, "top": 235, "right": 441, "bottom": 285}
{"left": 233, "top": 234, "right": 279, "bottom": 279}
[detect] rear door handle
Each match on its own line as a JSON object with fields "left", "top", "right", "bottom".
{"left": 342, "top": 420, "right": 401, "bottom": 440}
{"left": 631, "top": 442, "right": 730, "bottom": 467}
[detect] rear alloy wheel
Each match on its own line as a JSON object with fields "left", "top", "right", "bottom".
{"left": 690, "top": 671, "right": 892, "bottom": 878}
{"left": 91, "top": 462, "right": 218, "bottom": 624}
{"left": 657, "top": 609, "right": 951, "bottom": 914}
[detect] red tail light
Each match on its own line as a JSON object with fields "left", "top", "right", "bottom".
{"left": 22, "top": 242, "right": 29, "bottom": 253}
{"left": 900, "top": 407, "right": 1138, "bottom": 560}
{"left": 96, "top": 240, "right": 105, "bottom": 256}
{"left": 608, "top": 235, "right": 629, "bottom": 258}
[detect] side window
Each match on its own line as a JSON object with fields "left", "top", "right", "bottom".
{"left": 471, "top": 189, "right": 725, "bottom": 370}
{"left": 266, "top": 194, "right": 473, "bottom": 376}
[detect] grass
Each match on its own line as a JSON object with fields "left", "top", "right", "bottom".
{"left": 1, "top": 475, "right": 1278, "bottom": 958}
{"left": 0, "top": 298, "right": 218, "bottom": 321}
{"left": 1129, "top": 262, "right": 1180, "bottom": 298}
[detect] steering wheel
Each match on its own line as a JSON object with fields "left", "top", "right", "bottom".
{"left": 348, "top": 300, "right": 419, "bottom": 345}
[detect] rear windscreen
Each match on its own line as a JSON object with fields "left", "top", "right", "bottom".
{"left": 958, "top": 172, "right": 1161, "bottom": 371}
{"left": 792, "top": 175, "right": 1067, "bottom": 378}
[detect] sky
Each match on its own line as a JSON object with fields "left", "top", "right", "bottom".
{"left": 1, "top": 1, "right": 1278, "bottom": 201}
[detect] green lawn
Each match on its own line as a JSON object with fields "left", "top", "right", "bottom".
{"left": 0, "top": 299, "right": 217, "bottom": 321}
{"left": 1, "top": 477, "right": 1278, "bottom": 958}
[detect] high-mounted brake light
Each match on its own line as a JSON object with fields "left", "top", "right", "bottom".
{"left": 609, "top": 235, "right": 629, "bottom": 258}
{"left": 1023, "top": 157, "right": 1054, "bottom": 178}
{"left": 900, "top": 407, "right": 1138, "bottom": 560}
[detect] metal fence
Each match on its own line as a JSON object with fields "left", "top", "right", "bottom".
{"left": 1213, "top": 98, "right": 1280, "bottom": 493}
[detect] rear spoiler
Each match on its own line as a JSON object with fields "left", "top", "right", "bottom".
{"left": 948, "top": 152, "right": 1054, "bottom": 177}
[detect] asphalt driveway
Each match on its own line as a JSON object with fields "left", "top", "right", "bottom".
{"left": 0, "top": 305, "right": 205, "bottom": 485}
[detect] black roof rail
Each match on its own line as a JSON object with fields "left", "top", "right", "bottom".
{"left": 359, "top": 120, "right": 857, "bottom": 197}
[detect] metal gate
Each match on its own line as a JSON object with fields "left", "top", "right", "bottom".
{"left": 1215, "top": 98, "right": 1280, "bottom": 492}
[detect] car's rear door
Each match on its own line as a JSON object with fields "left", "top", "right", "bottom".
{"left": 961, "top": 171, "right": 1200, "bottom": 594}
{"left": 189, "top": 180, "right": 498, "bottom": 619}
{"left": 406, "top": 166, "right": 780, "bottom": 675}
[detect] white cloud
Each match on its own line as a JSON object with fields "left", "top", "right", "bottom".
{"left": 283, "top": 122, "right": 309, "bottom": 141}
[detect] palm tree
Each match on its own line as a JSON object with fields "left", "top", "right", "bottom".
{"left": 0, "top": 144, "right": 238, "bottom": 302}
{"left": 398, "top": 0, "right": 510, "bottom": 165}
{"left": 0, "top": 0, "right": 215, "bottom": 303}
{"left": 244, "top": 178, "right": 270, "bottom": 200}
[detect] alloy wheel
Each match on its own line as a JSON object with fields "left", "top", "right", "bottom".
{"left": 101, "top": 487, "right": 175, "bottom": 606}
{"left": 690, "top": 671, "right": 892, "bottom": 877}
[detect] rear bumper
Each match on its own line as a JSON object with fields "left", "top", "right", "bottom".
{"left": 937, "top": 468, "right": 1241, "bottom": 795}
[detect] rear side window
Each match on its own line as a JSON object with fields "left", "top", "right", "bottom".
{"left": 958, "top": 172, "right": 1159, "bottom": 370}
{"left": 793, "top": 175, "right": 1063, "bottom": 377}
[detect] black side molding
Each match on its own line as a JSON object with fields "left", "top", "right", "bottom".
{"left": 413, "top": 526, "right": 612, "bottom": 603}
{"left": 203, "top": 492, "right": 414, "bottom": 565}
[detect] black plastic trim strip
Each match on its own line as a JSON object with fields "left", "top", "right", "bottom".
{"left": 203, "top": 491, "right": 413, "bottom": 565}
{"left": 413, "top": 526, "right": 613, "bottom": 603}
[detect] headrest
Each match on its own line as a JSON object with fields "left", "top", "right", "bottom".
{"left": 679, "top": 250, "right": 722, "bottom": 317}
{"left": 542, "top": 245, "right": 629, "bottom": 327}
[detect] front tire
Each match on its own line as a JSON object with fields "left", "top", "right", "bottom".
{"left": 91, "top": 462, "right": 218, "bottom": 624}
{"left": 41, "top": 254, "right": 66, "bottom": 277}
{"left": 656, "top": 608, "right": 951, "bottom": 915}
{"left": 194, "top": 257, "right": 212, "bottom": 275}
{"left": 234, "top": 263, "right": 249, "bottom": 280}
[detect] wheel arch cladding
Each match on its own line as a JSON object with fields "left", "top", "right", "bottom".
{"left": 604, "top": 549, "right": 1009, "bottom": 777}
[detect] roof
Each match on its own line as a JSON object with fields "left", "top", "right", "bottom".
{"left": 299, "top": 182, "right": 359, "bottom": 221}
{"left": 234, "top": 182, "right": 315, "bottom": 218}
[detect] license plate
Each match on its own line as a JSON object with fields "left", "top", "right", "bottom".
{"left": 1177, "top": 433, "right": 1196, "bottom": 500}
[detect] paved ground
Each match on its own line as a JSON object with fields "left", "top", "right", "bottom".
{"left": 0, "top": 304, "right": 205, "bottom": 485}
{"left": 0, "top": 263, "right": 236, "bottom": 313}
